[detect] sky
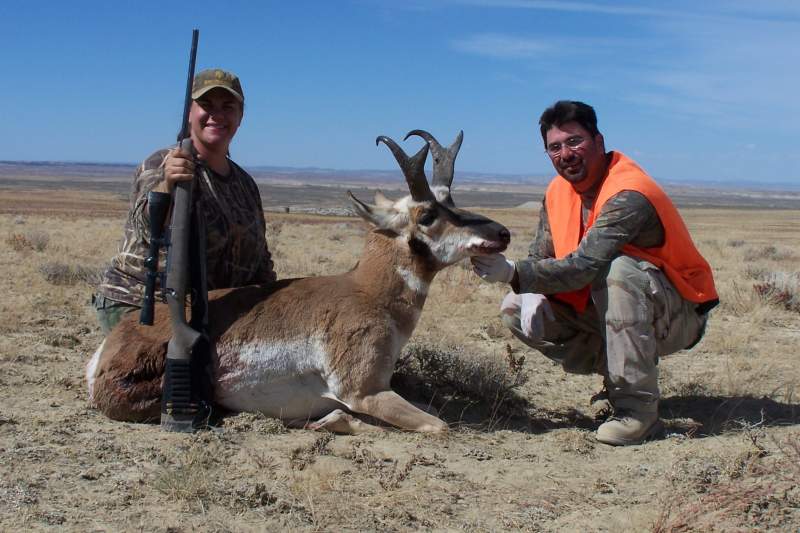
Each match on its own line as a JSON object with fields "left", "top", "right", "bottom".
{"left": 1, "top": 1, "right": 798, "bottom": 185}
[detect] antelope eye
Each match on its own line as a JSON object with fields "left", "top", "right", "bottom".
{"left": 417, "top": 210, "right": 437, "bottom": 226}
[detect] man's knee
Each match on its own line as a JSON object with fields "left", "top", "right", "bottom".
{"left": 593, "top": 255, "right": 653, "bottom": 317}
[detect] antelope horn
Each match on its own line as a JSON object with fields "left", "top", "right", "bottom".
{"left": 376, "top": 135, "right": 432, "bottom": 202}
{"left": 404, "top": 129, "right": 463, "bottom": 191}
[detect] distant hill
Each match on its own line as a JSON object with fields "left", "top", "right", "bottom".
{"left": 0, "top": 160, "right": 134, "bottom": 180}
{"left": 0, "top": 161, "right": 554, "bottom": 190}
{"left": 1, "top": 160, "right": 799, "bottom": 210}
{"left": 243, "top": 164, "right": 552, "bottom": 188}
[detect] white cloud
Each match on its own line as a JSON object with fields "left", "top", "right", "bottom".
{"left": 438, "top": 0, "right": 800, "bottom": 24}
{"left": 450, "top": 33, "right": 550, "bottom": 58}
{"left": 632, "top": 16, "right": 800, "bottom": 125}
{"left": 448, "top": 3, "right": 800, "bottom": 130}
{"left": 450, "top": 32, "right": 642, "bottom": 61}
{"left": 451, "top": 0, "right": 675, "bottom": 17}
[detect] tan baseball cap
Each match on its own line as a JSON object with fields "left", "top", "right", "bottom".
{"left": 191, "top": 68, "right": 244, "bottom": 103}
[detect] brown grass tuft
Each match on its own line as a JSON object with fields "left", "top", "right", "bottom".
{"left": 743, "top": 244, "right": 795, "bottom": 262}
{"left": 38, "top": 261, "right": 104, "bottom": 286}
{"left": 751, "top": 270, "right": 800, "bottom": 313}
{"left": 6, "top": 230, "right": 50, "bottom": 252}
{"left": 347, "top": 441, "right": 432, "bottom": 491}
{"left": 394, "top": 341, "right": 530, "bottom": 428}
{"left": 290, "top": 433, "right": 334, "bottom": 471}
{"left": 655, "top": 425, "right": 800, "bottom": 532}
{"left": 151, "top": 443, "right": 218, "bottom": 505}
{"left": 223, "top": 412, "right": 288, "bottom": 435}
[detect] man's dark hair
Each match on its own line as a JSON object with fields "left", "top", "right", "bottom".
{"left": 539, "top": 101, "right": 600, "bottom": 146}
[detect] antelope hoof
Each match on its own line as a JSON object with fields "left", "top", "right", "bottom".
{"left": 305, "top": 409, "right": 384, "bottom": 435}
{"left": 419, "top": 419, "right": 449, "bottom": 433}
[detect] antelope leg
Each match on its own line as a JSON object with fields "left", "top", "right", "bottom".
{"left": 288, "top": 409, "right": 383, "bottom": 435}
{"left": 350, "top": 391, "right": 448, "bottom": 433}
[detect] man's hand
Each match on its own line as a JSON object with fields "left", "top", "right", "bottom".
{"left": 471, "top": 253, "right": 515, "bottom": 283}
{"left": 155, "top": 148, "right": 196, "bottom": 194}
{"left": 500, "top": 291, "right": 554, "bottom": 338}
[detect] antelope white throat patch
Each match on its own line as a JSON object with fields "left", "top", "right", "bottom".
{"left": 396, "top": 266, "right": 429, "bottom": 295}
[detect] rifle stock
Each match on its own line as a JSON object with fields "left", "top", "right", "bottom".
{"left": 161, "top": 145, "right": 207, "bottom": 431}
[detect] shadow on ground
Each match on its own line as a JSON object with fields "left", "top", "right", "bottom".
{"left": 661, "top": 394, "right": 800, "bottom": 436}
{"left": 391, "top": 342, "right": 605, "bottom": 434}
{"left": 392, "top": 372, "right": 598, "bottom": 434}
{"left": 394, "top": 367, "right": 800, "bottom": 438}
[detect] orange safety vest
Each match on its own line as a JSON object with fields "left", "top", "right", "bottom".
{"left": 544, "top": 151, "right": 718, "bottom": 313}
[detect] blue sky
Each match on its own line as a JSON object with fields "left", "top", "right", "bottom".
{"left": 1, "top": 1, "right": 798, "bottom": 185}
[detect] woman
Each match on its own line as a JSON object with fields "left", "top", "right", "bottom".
{"left": 94, "top": 69, "right": 276, "bottom": 334}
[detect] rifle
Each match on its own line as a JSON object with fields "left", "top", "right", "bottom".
{"left": 139, "top": 30, "right": 199, "bottom": 327}
{"left": 153, "top": 29, "right": 210, "bottom": 432}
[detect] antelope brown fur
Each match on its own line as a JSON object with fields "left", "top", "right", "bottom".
{"left": 87, "top": 131, "right": 510, "bottom": 433}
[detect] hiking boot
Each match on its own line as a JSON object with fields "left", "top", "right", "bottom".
{"left": 596, "top": 409, "right": 662, "bottom": 446}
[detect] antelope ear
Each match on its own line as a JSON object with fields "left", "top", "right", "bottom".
{"left": 374, "top": 190, "right": 394, "bottom": 208}
{"left": 348, "top": 191, "right": 395, "bottom": 229}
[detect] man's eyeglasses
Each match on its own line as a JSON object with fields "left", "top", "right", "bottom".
{"left": 546, "top": 136, "right": 586, "bottom": 157}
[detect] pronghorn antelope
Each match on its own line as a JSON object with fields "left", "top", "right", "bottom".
{"left": 86, "top": 130, "right": 510, "bottom": 433}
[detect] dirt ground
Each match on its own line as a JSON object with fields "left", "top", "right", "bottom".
{"left": 0, "top": 187, "right": 798, "bottom": 532}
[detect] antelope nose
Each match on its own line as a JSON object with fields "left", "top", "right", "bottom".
{"left": 499, "top": 228, "right": 511, "bottom": 243}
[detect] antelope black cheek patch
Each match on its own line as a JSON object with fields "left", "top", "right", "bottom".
{"left": 408, "top": 236, "right": 433, "bottom": 259}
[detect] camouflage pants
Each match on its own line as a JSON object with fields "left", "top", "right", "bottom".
{"left": 502, "top": 255, "right": 708, "bottom": 413}
{"left": 92, "top": 293, "right": 139, "bottom": 336}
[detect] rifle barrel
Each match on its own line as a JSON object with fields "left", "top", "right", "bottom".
{"left": 178, "top": 29, "right": 200, "bottom": 143}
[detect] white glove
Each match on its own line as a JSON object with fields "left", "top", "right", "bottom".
{"left": 500, "top": 291, "right": 554, "bottom": 339}
{"left": 471, "top": 254, "right": 515, "bottom": 283}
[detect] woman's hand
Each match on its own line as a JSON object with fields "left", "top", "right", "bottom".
{"left": 155, "top": 148, "right": 196, "bottom": 193}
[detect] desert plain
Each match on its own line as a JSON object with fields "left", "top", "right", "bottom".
{"left": 0, "top": 168, "right": 798, "bottom": 532}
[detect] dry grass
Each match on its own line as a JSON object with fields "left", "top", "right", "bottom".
{"left": 223, "top": 412, "right": 288, "bottom": 435}
{"left": 394, "top": 341, "right": 530, "bottom": 428}
{"left": 751, "top": 270, "right": 800, "bottom": 313}
{"left": 743, "top": 244, "right": 796, "bottom": 262}
{"left": 151, "top": 442, "right": 218, "bottom": 505}
{"left": 0, "top": 193, "right": 798, "bottom": 532}
{"left": 654, "top": 426, "right": 800, "bottom": 532}
{"left": 38, "top": 261, "right": 104, "bottom": 286}
{"left": 5, "top": 230, "right": 50, "bottom": 252}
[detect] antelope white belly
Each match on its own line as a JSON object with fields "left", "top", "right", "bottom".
{"left": 213, "top": 336, "right": 347, "bottom": 420}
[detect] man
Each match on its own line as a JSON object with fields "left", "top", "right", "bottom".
{"left": 94, "top": 69, "right": 276, "bottom": 334}
{"left": 471, "top": 101, "right": 718, "bottom": 446}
